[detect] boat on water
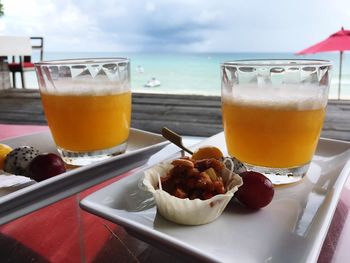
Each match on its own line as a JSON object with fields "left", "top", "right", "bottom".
{"left": 144, "top": 77, "right": 161, "bottom": 87}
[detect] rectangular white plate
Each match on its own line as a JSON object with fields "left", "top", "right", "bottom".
{"left": 0, "top": 128, "right": 169, "bottom": 225}
{"left": 80, "top": 133, "right": 350, "bottom": 263}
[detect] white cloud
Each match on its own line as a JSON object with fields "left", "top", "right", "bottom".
{"left": 0, "top": 0, "right": 349, "bottom": 52}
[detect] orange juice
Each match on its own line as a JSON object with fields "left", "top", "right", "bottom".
{"left": 222, "top": 99, "right": 326, "bottom": 168}
{"left": 41, "top": 91, "right": 131, "bottom": 152}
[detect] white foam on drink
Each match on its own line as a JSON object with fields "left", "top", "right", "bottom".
{"left": 222, "top": 84, "right": 328, "bottom": 110}
{"left": 40, "top": 79, "right": 130, "bottom": 96}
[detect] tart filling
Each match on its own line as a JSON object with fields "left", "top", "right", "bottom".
{"left": 143, "top": 157, "right": 243, "bottom": 225}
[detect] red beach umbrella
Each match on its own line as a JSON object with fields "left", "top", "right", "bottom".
{"left": 297, "top": 27, "right": 350, "bottom": 99}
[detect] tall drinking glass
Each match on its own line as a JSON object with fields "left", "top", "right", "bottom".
{"left": 35, "top": 58, "right": 131, "bottom": 166}
{"left": 221, "top": 59, "right": 331, "bottom": 184}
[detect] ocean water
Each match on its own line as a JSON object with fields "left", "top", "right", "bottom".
{"left": 23, "top": 52, "right": 350, "bottom": 99}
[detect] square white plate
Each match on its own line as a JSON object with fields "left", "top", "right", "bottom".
{"left": 80, "top": 133, "right": 350, "bottom": 263}
{"left": 0, "top": 128, "right": 169, "bottom": 225}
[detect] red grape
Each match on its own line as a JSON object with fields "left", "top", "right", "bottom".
{"left": 235, "top": 171, "right": 274, "bottom": 209}
{"left": 27, "top": 153, "right": 66, "bottom": 182}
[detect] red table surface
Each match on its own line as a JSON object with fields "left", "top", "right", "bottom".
{"left": 0, "top": 124, "right": 350, "bottom": 263}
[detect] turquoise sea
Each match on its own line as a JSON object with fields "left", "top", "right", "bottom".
{"left": 24, "top": 52, "right": 350, "bottom": 99}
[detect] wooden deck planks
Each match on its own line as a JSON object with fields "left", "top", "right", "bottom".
{"left": 0, "top": 89, "right": 350, "bottom": 140}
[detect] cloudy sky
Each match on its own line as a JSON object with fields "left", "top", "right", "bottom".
{"left": 0, "top": 0, "right": 349, "bottom": 53}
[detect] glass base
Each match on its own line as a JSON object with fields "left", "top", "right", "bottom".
{"left": 57, "top": 142, "right": 128, "bottom": 166}
{"left": 244, "top": 162, "right": 310, "bottom": 185}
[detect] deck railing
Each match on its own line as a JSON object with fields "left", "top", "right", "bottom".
{"left": 1, "top": 89, "right": 350, "bottom": 140}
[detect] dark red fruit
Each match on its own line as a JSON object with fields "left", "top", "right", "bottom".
{"left": 27, "top": 153, "right": 66, "bottom": 182}
{"left": 235, "top": 171, "right": 274, "bottom": 209}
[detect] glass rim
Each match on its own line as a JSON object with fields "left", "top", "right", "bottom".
{"left": 34, "top": 57, "right": 129, "bottom": 66}
{"left": 221, "top": 59, "right": 332, "bottom": 67}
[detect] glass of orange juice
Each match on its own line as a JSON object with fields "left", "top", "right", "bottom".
{"left": 35, "top": 58, "right": 131, "bottom": 166}
{"left": 221, "top": 59, "right": 332, "bottom": 184}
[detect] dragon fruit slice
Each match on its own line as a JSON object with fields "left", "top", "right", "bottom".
{"left": 4, "top": 146, "right": 40, "bottom": 176}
